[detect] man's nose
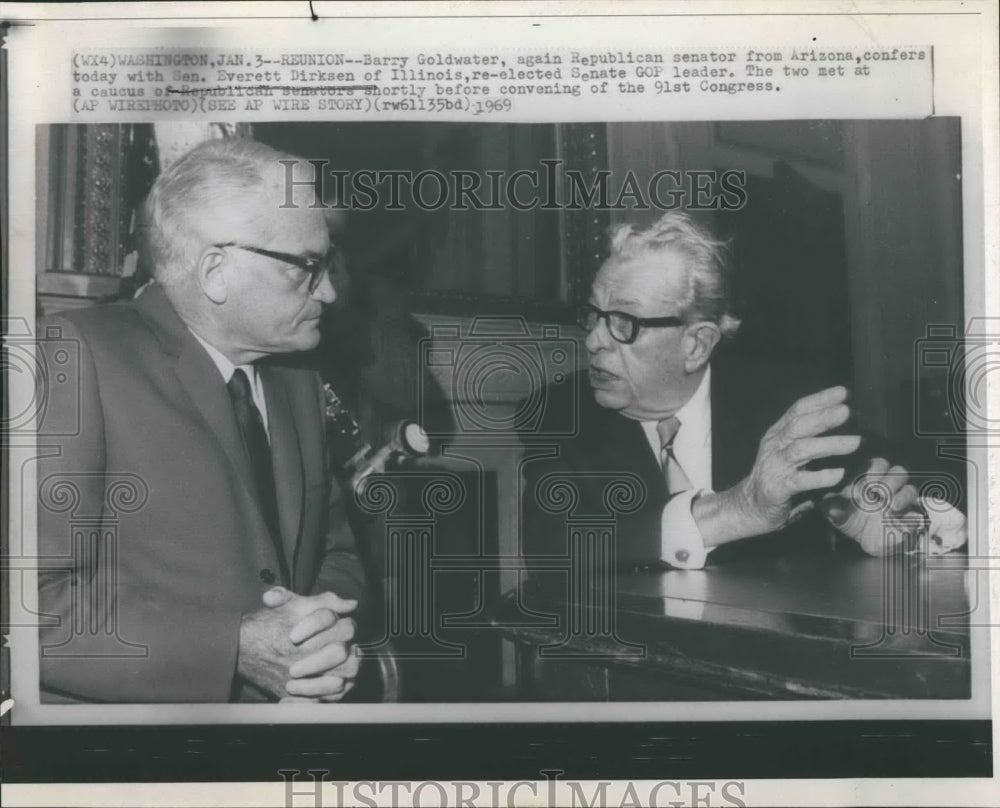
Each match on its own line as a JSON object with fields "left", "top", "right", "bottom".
{"left": 312, "top": 269, "right": 337, "bottom": 304}
{"left": 584, "top": 317, "right": 613, "bottom": 353}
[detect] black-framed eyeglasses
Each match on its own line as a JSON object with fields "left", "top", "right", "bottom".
{"left": 215, "top": 242, "right": 335, "bottom": 294}
{"left": 576, "top": 303, "right": 686, "bottom": 345}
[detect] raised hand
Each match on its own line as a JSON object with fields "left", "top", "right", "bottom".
{"left": 693, "top": 386, "right": 861, "bottom": 546}
{"left": 734, "top": 385, "right": 861, "bottom": 535}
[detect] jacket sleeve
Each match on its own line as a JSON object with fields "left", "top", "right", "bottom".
{"left": 308, "top": 376, "right": 367, "bottom": 603}
{"left": 36, "top": 315, "right": 243, "bottom": 703}
{"left": 310, "top": 476, "right": 367, "bottom": 602}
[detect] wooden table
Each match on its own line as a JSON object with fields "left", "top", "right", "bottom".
{"left": 492, "top": 547, "right": 971, "bottom": 700}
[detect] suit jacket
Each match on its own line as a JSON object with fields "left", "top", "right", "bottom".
{"left": 521, "top": 351, "right": 841, "bottom": 570}
{"left": 36, "top": 285, "right": 365, "bottom": 703}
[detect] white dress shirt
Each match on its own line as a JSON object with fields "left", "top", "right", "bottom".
{"left": 638, "top": 367, "right": 714, "bottom": 569}
{"left": 189, "top": 330, "right": 270, "bottom": 439}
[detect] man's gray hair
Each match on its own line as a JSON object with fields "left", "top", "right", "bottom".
{"left": 607, "top": 210, "right": 742, "bottom": 338}
{"left": 142, "top": 138, "right": 291, "bottom": 287}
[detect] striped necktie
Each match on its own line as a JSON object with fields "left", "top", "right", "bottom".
{"left": 656, "top": 415, "right": 693, "bottom": 495}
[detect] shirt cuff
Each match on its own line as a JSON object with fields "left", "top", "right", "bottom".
{"left": 660, "top": 489, "right": 712, "bottom": 570}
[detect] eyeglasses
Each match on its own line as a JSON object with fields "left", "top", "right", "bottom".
{"left": 215, "top": 242, "right": 335, "bottom": 294}
{"left": 576, "top": 303, "right": 685, "bottom": 345}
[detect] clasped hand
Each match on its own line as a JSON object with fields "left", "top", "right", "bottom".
{"left": 237, "top": 587, "right": 359, "bottom": 702}
{"left": 820, "top": 457, "right": 921, "bottom": 556}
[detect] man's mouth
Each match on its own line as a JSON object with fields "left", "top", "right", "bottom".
{"left": 589, "top": 366, "right": 619, "bottom": 383}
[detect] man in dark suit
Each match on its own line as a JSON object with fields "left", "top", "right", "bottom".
{"left": 36, "top": 138, "right": 365, "bottom": 703}
{"left": 522, "top": 211, "right": 926, "bottom": 572}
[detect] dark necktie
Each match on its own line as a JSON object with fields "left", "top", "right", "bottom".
{"left": 227, "top": 368, "right": 288, "bottom": 582}
{"left": 656, "top": 415, "right": 693, "bottom": 495}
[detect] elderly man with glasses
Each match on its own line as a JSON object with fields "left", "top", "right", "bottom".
{"left": 522, "top": 210, "right": 936, "bottom": 578}
{"left": 36, "top": 138, "right": 365, "bottom": 703}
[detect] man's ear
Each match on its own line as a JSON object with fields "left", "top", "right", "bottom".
{"left": 195, "top": 247, "right": 228, "bottom": 304}
{"left": 683, "top": 321, "right": 722, "bottom": 372}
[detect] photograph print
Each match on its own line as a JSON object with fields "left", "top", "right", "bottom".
{"left": 22, "top": 117, "right": 981, "bottom": 711}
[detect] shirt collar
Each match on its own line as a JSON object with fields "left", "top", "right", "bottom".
{"left": 674, "top": 365, "right": 711, "bottom": 435}
{"left": 188, "top": 329, "right": 256, "bottom": 385}
{"left": 639, "top": 366, "right": 712, "bottom": 450}
{"left": 638, "top": 367, "right": 713, "bottom": 489}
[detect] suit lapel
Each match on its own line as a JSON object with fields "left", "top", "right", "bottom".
{"left": 173, "top": 339, "right": 259, "bottom": 499}
{"left": 134, "top": 285, "right": 284, "bottom": 571}
{"left": 600, "top": 407, "right": 665, "bottom": 495}
{"left": 261, "top": 366, "right": 305, "bottom": 563}
{"left": 136, "top": 286, "right": 258, "bottom": 500}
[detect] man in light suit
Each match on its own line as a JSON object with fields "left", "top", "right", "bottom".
{"left": 522, "top": 211, "right": 935, "bottom": 572}
{"left": 36, "top": 138, "right": 365, "bottom": 703}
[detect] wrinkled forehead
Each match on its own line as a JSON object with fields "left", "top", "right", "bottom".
{"left": 194, "top": 174, "right": 328, "bottom": 250}
{"left": 592, "top": 250, "right": 689, "bottom": 312}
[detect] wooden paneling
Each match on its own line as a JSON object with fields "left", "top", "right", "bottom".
{"left": 36, "top": 124, "right": 159, "bottom": 315}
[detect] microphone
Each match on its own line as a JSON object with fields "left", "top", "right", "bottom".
{"left": 322, "top": 383, "right": 430, "bottom": 495}
{"left": 349, "top": 419, "right": 431, "bottom": 495}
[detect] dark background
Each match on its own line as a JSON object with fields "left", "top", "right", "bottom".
{"left": 2, "top": 721, "right": 992, "bottom": 781}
